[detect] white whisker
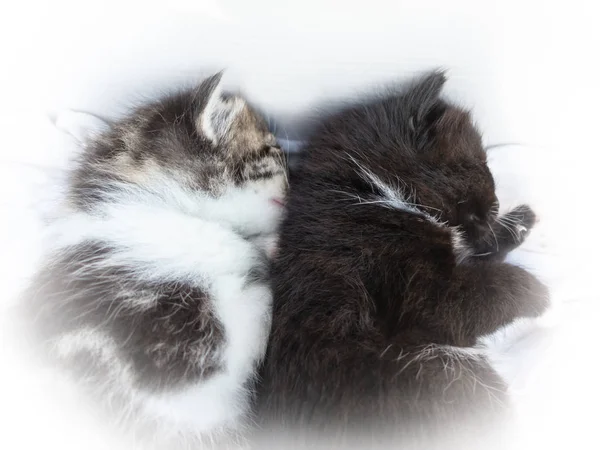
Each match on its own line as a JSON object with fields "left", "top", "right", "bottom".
{"left": 487, "top": 222, "right": 499, "bottom": 252}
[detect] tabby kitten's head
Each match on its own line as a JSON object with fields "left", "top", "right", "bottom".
{"left": 71, "top": 72, "right": 288, "bottom": 237}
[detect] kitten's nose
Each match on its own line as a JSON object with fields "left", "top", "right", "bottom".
{"left": 270, "top": 198, "right": 285, "bottom": 208}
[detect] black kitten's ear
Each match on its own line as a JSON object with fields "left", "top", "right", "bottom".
{"left": 407, "top": 70, "right": 446, "bottom": 119}
{"left": 406, "top": 70, "right": 447, "bottom": 149}
{"left": 195, "top": 72, "right": 247, "bottom": 145}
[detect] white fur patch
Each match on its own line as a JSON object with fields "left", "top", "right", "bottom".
{"left": 143, "top": 278, "right": 272, "bottom": 435}
{"left": 44, "top": 170, "right": 281, "bottom": 444}
{"left": 50, "top": 206, "right": 260, "bottom": 284}
{"left": 62, "top": 172, "right": 286, "bottom": 240}
{"left": 346, "top": 154, "right": 441, "bottom": 223}
{"left": 407, "top": 344, "right": 487, "bottom": 367}
{"left": 449, "top": 227, "right": 473, "bottom": 263}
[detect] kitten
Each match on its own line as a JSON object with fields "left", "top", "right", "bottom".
{"left": 256, "top": 72, "right": 549, "bottom": 449}
{"left": 20, "top": 73, "right": 287, "bottom": 448}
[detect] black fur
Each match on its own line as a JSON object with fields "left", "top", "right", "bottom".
{"left": 256, "top": 72, "right": 549, "bottom": 448}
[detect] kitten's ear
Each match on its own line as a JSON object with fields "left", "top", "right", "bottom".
{"left": 406, "top": 71, "right": 448, "bottom": 149}
{"left": 196, "top": 72, "right": 246, "bottom": 145}
{"left": 407, "top": 70, "right": 446, "bottom": 119}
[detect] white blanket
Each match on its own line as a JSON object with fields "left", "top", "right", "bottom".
{"left": 1, "top": 1, "right": 598, "bottom": 449}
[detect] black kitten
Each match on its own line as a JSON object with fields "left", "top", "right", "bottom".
{"left": 256, "top": 72, "right": 549, "bottom": 449}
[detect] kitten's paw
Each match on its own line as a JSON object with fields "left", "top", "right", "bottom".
{"left": 478, "top": 205, "right": 537, "bottom": 260}
{"left": 520, "top": 272, "right": 551, "bottom": 318}
{"left": 503, "top": 204, "right": 536, "bottom": 243}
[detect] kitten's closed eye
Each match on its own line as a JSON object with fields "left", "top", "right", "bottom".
{"left": 258, "top": 144, "right": 282, "bottom": 157}
{"left": 467, "top": 213, "right": 485, "bottom": 224}
{"left": 466, "top": 210, "right": 497, "bottom": 226}
{"left": 258, "top": 145, "right": 272, "bottom": 157}
{"left": 457, "top": 199, "right": 496, "bottom": 227}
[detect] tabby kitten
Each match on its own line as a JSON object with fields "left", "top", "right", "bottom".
{"left": 21, "top": 73, "right": 287, "bottom": 447}
{"left": 256, "top": 72, "right": 549, "bottom": 449}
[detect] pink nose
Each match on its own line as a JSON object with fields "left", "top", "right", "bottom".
{"left": 270, "top": 198, "right": 285, "bottom": 207}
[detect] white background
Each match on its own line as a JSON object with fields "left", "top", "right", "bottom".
{"left": 1, "top": 1, "right": 599, "bottom": 449}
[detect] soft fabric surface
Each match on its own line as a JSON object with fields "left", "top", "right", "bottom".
{"left": 1, "top": 1, "right": 598, "bottom": 449}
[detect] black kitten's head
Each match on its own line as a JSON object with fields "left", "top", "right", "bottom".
{"left": 305, "top": 71, "right": 499, "bottom": 246}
